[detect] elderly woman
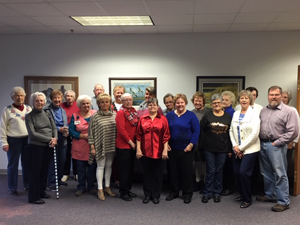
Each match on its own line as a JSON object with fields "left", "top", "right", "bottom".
{"left": 69, "top": 95, "right": 97, "bottom": 196}
{"left": 45, "top": 90, "right": 68, "bottom": 191}
{"left": 61, "top": 90, "right": 80, "bottom": 182}
{"left": 136, "top": 98, "right": 170, "bottom": 204}
{"left": 229, "top": 90, "right": 260, "bottom": 208}
{"left": 88, "top": 93, "right": 116, "bottom": 201}
{"left": 25, "top": 92, "right": 57, "bottom": 204}
{"left": 166, "top": 93, "right": 200, "bottom": 204}
{"left": 200, "top": 93, "right": 232, "bottom": 203}
{"left": 162, "top": 93, "right": 174, "bottom": 116}
{"left": 116, "top": 93, "right": 139, "bottom": 201}
{"left": 0, "top": 87, "right": 32, "bottom": 195}
{"left": 138, "top": 86, "right": 163, "bottom": 117}
{"left": 191, "top": 91, "right": 210, "bottom": 192}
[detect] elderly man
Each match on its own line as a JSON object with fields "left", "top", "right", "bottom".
{"left": 257, "top": 85, "right": 298, "bottom": 212}
{"left": 91, "top": 84, "right": 105, "bottom": 110}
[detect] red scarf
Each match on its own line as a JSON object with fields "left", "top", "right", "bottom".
{"left": 120, "top": 106, "right": 138, "bottom": 126}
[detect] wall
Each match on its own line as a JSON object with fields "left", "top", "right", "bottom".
{"left": 1, "top": 31, "right": 300, "bottom": 170}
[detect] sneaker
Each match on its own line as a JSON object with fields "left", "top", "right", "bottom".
{"left": 61, "top": 175, "right": 68, "bottom": 182}
{"left": 271, "top": 203, "right": 289, "bottom": 212}
{"left": 75, "top": 190, "right": 85, "bottom": 196}
{"left": 46, "top": 186, "right": 58, "bottom": 192}
{"left": 58, "top": 181, "right": 68, "bottom": 187}
{"left": 8, "top": 190, "right": 18, "bottom": 196}
{"left": 256, "top": 196, "right": 277, "bottom": 203}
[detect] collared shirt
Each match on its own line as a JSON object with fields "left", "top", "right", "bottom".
{"left": 259, "top": 101, "right": 299, "bottom": 146}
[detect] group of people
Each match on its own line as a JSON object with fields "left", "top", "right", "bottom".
{"left": 0, "top": 83, "right": 299, "bottom": 212}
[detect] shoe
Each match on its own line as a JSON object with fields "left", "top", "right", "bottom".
{"left": 202, "top": 196, "right": 210, "bottom": 203}
{"left": 104, "top": 187, "right": 116, "bottom": 197}
{"left": 58, "top": 181, "right": 68, "bottom": 187}
{"left": 184, "top": 198, "right": 191, "bottom": 204}
{"left": 41, "top": 194, "right": 51, "bottom": 199}
{"left": 234, "top": 196, "right": 243, "bottom": 202}
{"left": 240, "top": 202, "right": 252, "bottom": 208}
{"left": 46, "top": 186, "right": 58, "bottom": 192}
{"left": 75, "top": 190, "right": 85, "bottom": 196}
{"left": 220, "top": 189, "right": 234, "bottom": 196}
{"left": 152, "top": 198, "right": 160, "bottom": 204}
{"left": 166, "top": 193, "right": 178, "bottom": 201}
{"left": 128, "top": 191, "right": 137, "bottom": 197}
{"left": 256, "top": 196, "right": 277, "bottom": 203}
{"left": 61, "top": 175, "right": 68, "bottom": 182}
{"left": 271, "top": 203, "right": 289, "bottom": 212}
{"left": 143, "top": 196, "right": 151, "bottom": 204}
{"left": 28, "top": 199, "right": 45, "bottom": 204}
{"left": 8, "top": 190, "right": 18, "bottom": 196}
{"left": 74, "top": 174, "right": 78, "bottom": 181}
{"left": 89, "top": 189, "right": 97, "bottom": 195}
{"left": 24, "top": 187, "right": 29, "bottom": 192}
{"left": 214, "top": 195, "right": 221, "bottom": 203}
{"left": 114, "top": 182, "right": 120, "bottom": 189}
{"left": 120, "top": 194, "right": 132, "bottom": 201}
{"left": 98, "top": 189, "right": 105, "bottom": 201}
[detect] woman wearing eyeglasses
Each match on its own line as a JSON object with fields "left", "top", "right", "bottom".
{"left": 200, "top": 93, "right": 232, "bottom": 204}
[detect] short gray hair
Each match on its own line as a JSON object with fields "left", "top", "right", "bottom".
{"left": 64, "top": 90, "right": 76, "bottom": 99}
{"left": 76, "top": 95, "right": 92, "bottom": 108}
{"left": 238, "top": 90, "right": 254, "bottom": 105}
{"left": 221, "top": 91, "right": 236, "bottom": 105}
{"left": 163, "top": 93, "right": 173, "bottom": 104}
{"left": 121, "top": 93, "right": 133, "bottom": 101}
{"left": 30, "top": 92, "right": 46, "bottom": 107}
{"left": 146, "top": 86, "right": 156, "bottom": 96}
{"left": 210, "top": 93, "right": 222, "bottom": 103}
{"left": 282, "top": 89, "right": 292, "bottom": 103}
{"left": 11, "top": 86, "right": 26, "bottom": 97}
{"left": 147, "top": 98, "right": 159, "bottom": 106}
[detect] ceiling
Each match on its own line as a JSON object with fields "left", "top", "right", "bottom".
{"left": 1, "top": 0, "right": 300, "bottom": 35}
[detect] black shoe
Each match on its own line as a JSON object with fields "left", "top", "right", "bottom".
{"left": 166, "top": 193, "right": 178, "bottom": 201}
{"left": 202, "top": 196, "right": 210, "bottom": 203}
{"left": 220, "top": 189, "right": 234, "bottom": 196}
{"left": 214, "top": 195, "right": 221, "bottom": 203}
{"left": 28, "top": 199, "right": 45, "bottom": 204}
{"left": 59, "top": 181, "right": 68, "bottom": 187}
{"left": 8, "top": 190, "right": 18, "bottom": 196}
{"left": 46, "top": 186, "right": 58, "bottom": 192}
{"left": 184, "top": 198, "right": 191, "bottom": 204}
{"left": 143, "top": 196, "right": 151, "bottom": 204}
{"left": 152, "top": 198, "right": 159, "bottom": 204}
{"left": 41, "top": 194, "right": 51, "bottom": 199}
{"left": 114, "top": 182, "right": 120, "bottom": 189}
{"left": 120, "top": 194, "right": 132, "bottom": 201}
{"left": 128, "top": 192, "right": 137, "bottom": 197}
{"left": 240, "top": 202, "right": 252, "bottom": 208}
{"left": 234, "top": 196, "right": 243, "bottom": 202}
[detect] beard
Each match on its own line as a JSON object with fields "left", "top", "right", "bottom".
{"left": 269, "top": 100, "right": 279, "bottom": 108}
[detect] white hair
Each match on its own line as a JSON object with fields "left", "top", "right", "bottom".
{"left": 30, "top": 92, "right": 46, "bottom": 107}
{"left": 11, "top": 86, "right": 26, "bottom": 97}
{"left": 76, "top": 95, "right": 92, "bottom": 108}
{"left": 64, "top": 90, "right": 76, "bottom": 99}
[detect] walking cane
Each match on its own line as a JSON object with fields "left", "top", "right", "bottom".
{"left": 53, "top": 146, "right": 60, "bottom": 199}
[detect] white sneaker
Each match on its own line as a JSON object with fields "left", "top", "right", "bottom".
{"left": 74, "top": 175, "right": 78, "bottom": 181}
{"left": 61, "top": 175, "right": 68, "bottom": 182}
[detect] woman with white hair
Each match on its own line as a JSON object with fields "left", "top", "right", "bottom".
{"left": 25, "top": 92, "right": 57, "bottom": 204}
{"left": 0, "top": 86, "right": 32, "bottom": 195}
{"left": 69, "top": 95, "right": 97, "bottom": 196}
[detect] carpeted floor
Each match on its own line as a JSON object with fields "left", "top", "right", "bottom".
{"left": 0, "top": 174, "right": 300, "bottom": 225}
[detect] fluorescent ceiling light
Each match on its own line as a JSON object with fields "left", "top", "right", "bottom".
{"left": 71, "top": 16, "right": 154, "bottom": 26}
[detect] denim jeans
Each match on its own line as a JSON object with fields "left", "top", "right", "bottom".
{"left": 203, "top": 151, "right": 227, "bottom": 197}
{"left": 76, "top": 159, "right": 96, "bottom": 191}
{"left": 7, "top": 136, "right": 30, "bottom": 191}
{"left": 259, "top": 142, "right": 289, "bottom": 205}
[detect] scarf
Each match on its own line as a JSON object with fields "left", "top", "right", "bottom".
{"left": 120, "top": 106, "right": 138, "bottom": 126}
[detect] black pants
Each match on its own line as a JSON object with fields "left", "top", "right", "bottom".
{"left": 116, "top": 148, "right": 136, "bottom": 195}
{"left": 222, "top": 154, "right": 235, "bottom": 191}
{"left": 63, "top": 136, "right": 77, "bottom": 176}
{"left": 167, "top": 150, "right": 194, "bottom": 200}
{"left": 141, "top": 157, "right": 163, "bottom": 199}
{"left": 28, "top": 144, "right": 53, "bottom": 202}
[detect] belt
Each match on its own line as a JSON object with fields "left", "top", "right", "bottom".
{"left": 260, "top": 139, "right": 276, "bottom": 142}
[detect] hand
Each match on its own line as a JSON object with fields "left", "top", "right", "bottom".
{"left": 228, "top": 153, "right": 232, "bottom": 158}
{"left": 2, "top": 145, "right": 9, "bottom": 152}
{"left": 129, "top": 141, "right": 136, "bottom": 150}
{"left": 81, "top": 133, "right": 88, "bottom": 140}
{"left": 167, "top": 145, "right": 172, "bottom": 151}
{"left": 184, "top": 144, "right": 192, "bottom": 153}
{"left": 91, "top": 149, "right": 96, "bottom": 156}
{"left": 162, "top": 149, "right": 168, "bottom": 160}
{"left": 136, "top": 149, "right": 143, "bottom": 159}
{"left": 49, "top": 138, "right": 57, "bottom": 148}
{"left": 287, "top": 142, "right": 293, "bottom": 149}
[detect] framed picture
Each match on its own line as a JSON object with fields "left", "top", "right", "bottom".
{"left": 24, "top": 76, "right": 79, "bottom": 106}
{"left": 109, "top": 77, "right": 157, "bottom": 107}
{"left": 197, "top": 76, "right": 245, "bottom": 107}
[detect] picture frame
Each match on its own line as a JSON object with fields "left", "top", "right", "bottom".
{"left": 24, "top": 76, "right": 79, "bottom": 106}
{"left": 109, "top": 77, "right": 157, "bottom": 107}
{"left": 196, "top": 76, "right": 245, "bottom": 107}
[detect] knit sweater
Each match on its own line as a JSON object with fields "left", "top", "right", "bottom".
{"left": 0, "top": 104, "right": 32, "bottom": 146}
{"left": 88, "top": 110, "right": 116, "bottom": 164}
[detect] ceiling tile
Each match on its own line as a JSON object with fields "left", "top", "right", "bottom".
{"left": 122, "top": 25, "right": 158, "bottom": 33}
{"left": 194, "top": 0, "right": 244, "bottom": 14}
{"left": 32, "top": 16, "right": 79, "bottom": 26}
{"left": 0, "top": 0, "right": 43, "bottom": 3}
{"left": 50, "top": 2, "right": 106, "bottom": 16}
{"left": 194, "top": 14, "right": 236, "bottom": 24}
{"left": 145, "top": 1, "right": 194, "bottom": 15}
{"left": 51, "top": 26, "right": 91, "bottom": 34}
{"left": 234, "top": 13, "right": 280, "bottom": 23}
{"left": 275, "top": 12, "right": 300, "bottom": 23}
{"left": 0, "top": 26, "right": 25, "bottom": 34}
{"left": 5, "top": 3, "right": 64, "bottom": 16}
{"left": 96, "top": 1, "right": 149, "bottom": 15}
{"left": 229, "top": 23, "right": 269, "bottom": 32}
{"left": 0, "top": 16, "right": 43, "bottom": 26}
{"left": 193, "top": 24, "right": 230, "bottom": 32}
{"left": 85, "top": 26, "right": 125, "bottom": 34}
{"left": 0, "top": 4, "right": 23, "bottom": 16}
{"left": 241, "top": 0, "right": 300, "bottom": 13}
{"left": 265, "top": 23, "right": 300, "bottom": 31}
{"left": 156, "top": 25, "right": 193, "bottom": 33}
{"left": 152, "top": 15, "right": 193, "bottom": 25}
{"left": 16, "top": 26, "right": 57, "bottom": 33}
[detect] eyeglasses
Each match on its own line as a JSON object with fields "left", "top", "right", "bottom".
{"left": 212, "top": 102, "right": 221, "bottom": 105}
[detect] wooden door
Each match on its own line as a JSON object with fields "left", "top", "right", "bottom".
{"left": 294, "top": 65, "right": 300, "bottom": 195}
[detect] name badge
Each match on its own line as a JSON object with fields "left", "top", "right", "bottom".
{"left": 74, "top": 121, "right": 80, "bottom": 125}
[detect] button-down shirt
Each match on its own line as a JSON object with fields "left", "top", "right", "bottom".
{"left": 259, "top": 102, "right": 299, "bottom": 146}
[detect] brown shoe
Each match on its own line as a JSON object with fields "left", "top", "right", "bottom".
{"left": 256, "top": 196, "right": 277, "bottom": 203}
{"left": 104, "top": 187, "right": 116, "bottom": 197}
{"left": 98, "top": 189, "right": 105, "bottom": 201}
{"left": 271, "top": 203, "right": 289, "bottom": 212}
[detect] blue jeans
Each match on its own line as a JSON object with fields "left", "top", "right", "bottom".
{"left": 7, "top": 136, "right": 30, "bottom": 191}
{"left": 259, "top": 142, "right": 289, "bottom": 205}
{"left": 203, "top": 151, "right": 227, "bottom": 197}
{"left": 76, "top": 159, "right": 96, "bottom": 191}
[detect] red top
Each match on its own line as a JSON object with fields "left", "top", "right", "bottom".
{"left": 61, "top": 102, "right": 80, "bottom": 124}
{"left": 136, "top": 113, "right": 170, "bottom": 159}
{"left": 115, "top": 109, "right": 137, "bottom": 149}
